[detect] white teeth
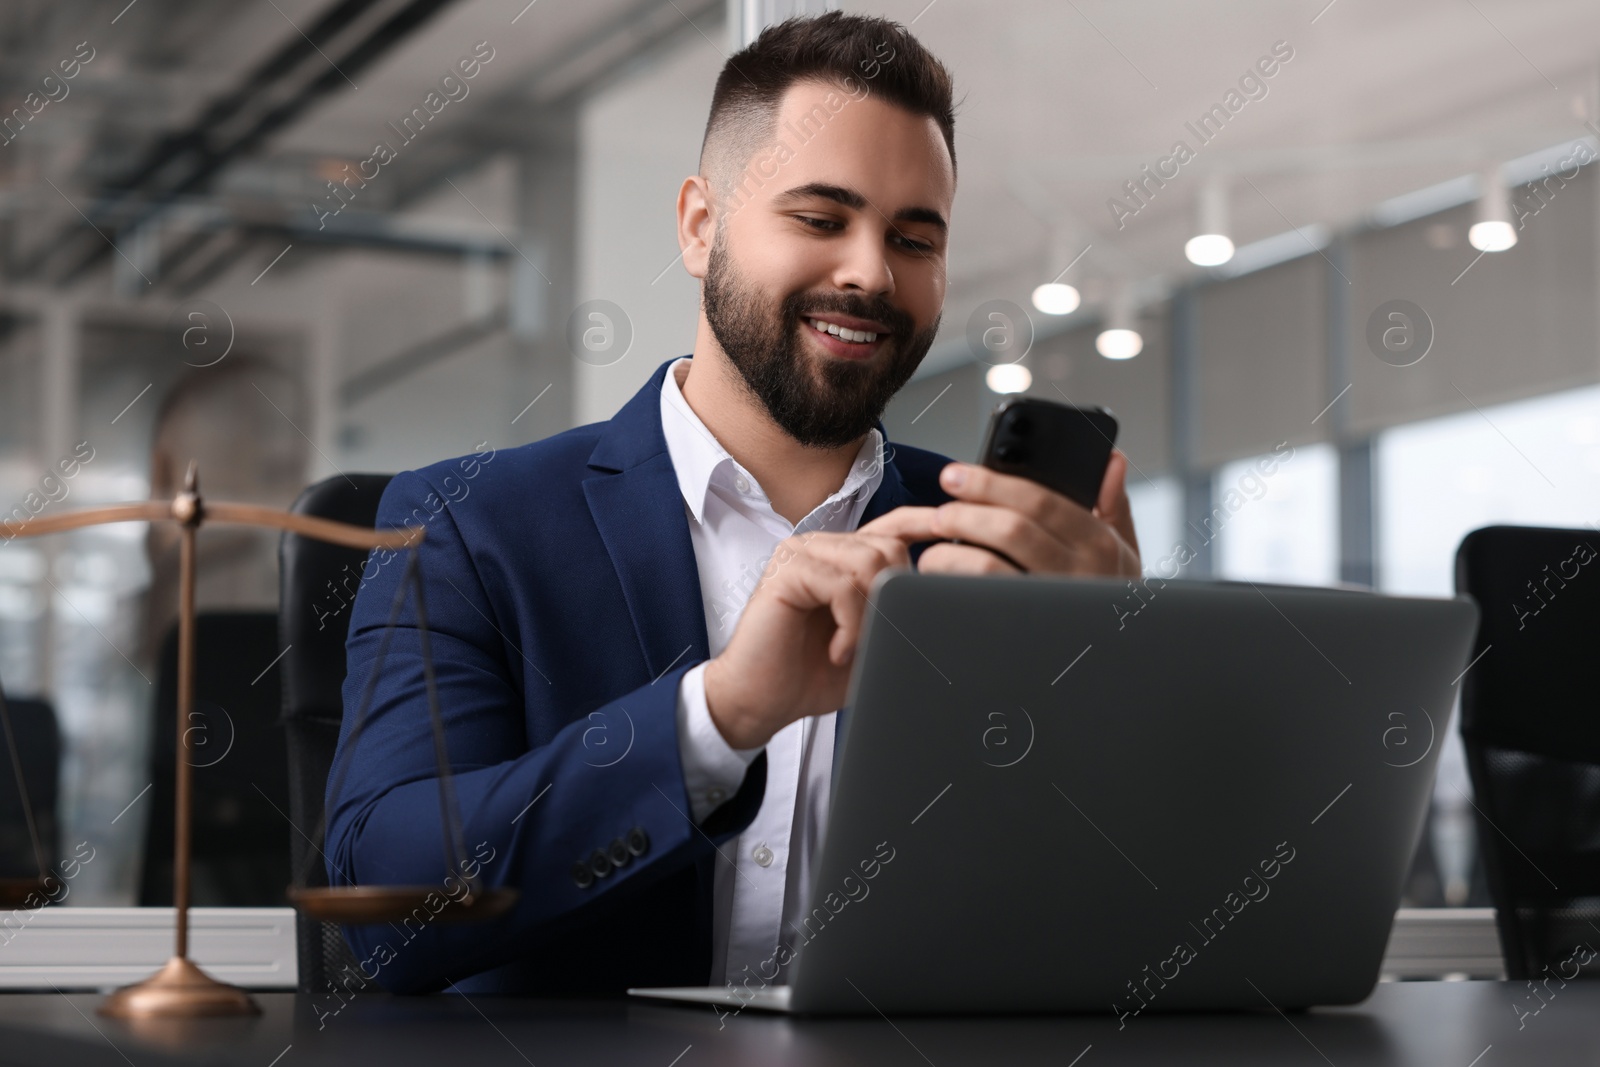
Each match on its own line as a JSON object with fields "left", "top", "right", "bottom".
{"left": 807, "top": 318, "right": 879, "bottom": 343}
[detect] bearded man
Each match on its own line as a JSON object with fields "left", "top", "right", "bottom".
{"left": 328, "top": 10, "right": 1140, "bottom": 995}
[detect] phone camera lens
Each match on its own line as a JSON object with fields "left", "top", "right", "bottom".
{"left": 1008, "top": 414, "right": 1031, "bottom": 437}
{"left": 996, "top": 442, "right": 1023, "bottom": 462}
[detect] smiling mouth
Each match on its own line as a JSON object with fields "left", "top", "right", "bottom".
{"left": 805, "top": 317, "right": 882, "bottom": 344}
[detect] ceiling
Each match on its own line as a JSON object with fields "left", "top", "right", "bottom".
{"left": 3, "top": 0, "right": 1598, "bottom": 311}
{"left": 873, "top": 0, "right": 1600, "bottom": 306}
{"left": 0, "top": 0, "right": 718, "bottom": 290}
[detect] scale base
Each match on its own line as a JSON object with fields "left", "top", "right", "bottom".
{"left": 98, "top": 956, "right": 260, "bottom": 1019}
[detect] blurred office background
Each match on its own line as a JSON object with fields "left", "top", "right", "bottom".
{"left": 0, "top": 0, "right": 1596, "bottom": 908}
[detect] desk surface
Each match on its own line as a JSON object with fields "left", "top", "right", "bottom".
{"left": 0, "top": 981, "right": 1591, "bottom": 1066}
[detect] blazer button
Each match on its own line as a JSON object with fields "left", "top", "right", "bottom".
{"left": 572, "top": 861, "right": 595, "bottom": 889}
{"left": 589, "top": 849, "right": 614, "bottom": 879}
{"left": 607, "top": 838, "right": 631, "bottom": 868}
{"left": 626, "top": 826, "right": 650, "bottom": 857}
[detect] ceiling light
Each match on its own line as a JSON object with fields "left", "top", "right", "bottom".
{"left": 1031, "top": 282, "right": 1080, "bottom": 315}
{"left": 1095, "top": 329, "right": 1143, "bottom": 361}
{"left": 1468, "top": 166, "right": 1517, "bottom": 252}
{"left": 986, "top": 363, "right": 1032, "bottom": 393}
{"left": 1185, "top": 181, "right": 1235, "bottom": 267}
{"left": 1096, "top": 285, "right": 1143, "bottom": 360}
{"left": 1184, "top": 234, "right": 1235, "bottom": 267}
{"left": 1468, "top": 220, "right": 1516, "bottom": 252}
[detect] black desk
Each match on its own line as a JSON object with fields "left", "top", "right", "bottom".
{"left": 0, "top": 982, "right": 1593, "bottom": 1065}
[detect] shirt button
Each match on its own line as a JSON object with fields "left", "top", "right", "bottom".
{"left": 733, "top": 474, "right": 751, "bottom": 494}
{"left": 752, "top": 843, "right": 774, "bottom": 868}
{"left": 706, "top": 787, "right": 727, "bottom": 804}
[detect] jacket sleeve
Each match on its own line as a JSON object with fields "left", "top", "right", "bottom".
{"left": 323, "top": 470, "right": 766, "bottom": 993}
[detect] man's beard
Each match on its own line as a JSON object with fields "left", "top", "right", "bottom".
{"left": 702, "top": 230, "right": 940, "bottom": 449}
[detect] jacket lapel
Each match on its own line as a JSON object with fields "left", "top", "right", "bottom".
{"left": 858, "top": 436, "right": 913, "bottom": 524}
{"left": 583, "top": 359, "right": 710, "bottom": 686}
{"left": 583, "top": 358, "right": 918, "bottom": 782}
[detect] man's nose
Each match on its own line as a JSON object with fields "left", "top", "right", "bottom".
{"left": 830, "top": 229, "right": 895, "bottom": 297}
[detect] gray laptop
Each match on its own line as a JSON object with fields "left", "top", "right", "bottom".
{"left": 630, "top": 571, "right": 1479, "bottom": 1015}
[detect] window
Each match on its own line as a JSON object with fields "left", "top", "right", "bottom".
{"left": 1377, "top": 382, "right": 1600, "bottom": 907}
{"left": 1212, "top": 443, "right": 1339, "bottom": 586}
{"left": 1377, "top": 383, "right": 1600, "bottom": 595}
{"left": 1125, "top": 475, "right": 1181, "bottom": 578}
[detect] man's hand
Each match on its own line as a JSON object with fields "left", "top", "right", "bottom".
{"left": 917, "top": 450, "right": 1142, "bottom": 578}
{"left": 703, "top": 506, "right": 939, "bottom": 750}
{"left": 702, "top": 452, "right": 1141, "bottom": 751}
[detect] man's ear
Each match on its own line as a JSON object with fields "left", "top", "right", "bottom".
{"left": 677, "top": 174, "right": 715, "bottom": 280}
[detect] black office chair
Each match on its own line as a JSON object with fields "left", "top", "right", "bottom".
{"left": 280, "top": 473, "right": 393, "bottom": 995}
{"left": 1456, "top": 524, "right": 1600, "bottom": 980}
{"left": 0, "top": 692, "right": 59, "bottom": 881}
{"left": 140, "top": 612, "right": 291, "bottom": 907}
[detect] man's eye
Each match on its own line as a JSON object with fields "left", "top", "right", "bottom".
{"left": 795, "top": 215, "right": 842, "bottom": 232}
{"left": 894, "top": 233, "right": 934, "bottom": 253}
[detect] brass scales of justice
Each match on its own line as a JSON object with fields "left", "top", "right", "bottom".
{"left": 0, "top": 463, "right": 517, "bottom": 1018}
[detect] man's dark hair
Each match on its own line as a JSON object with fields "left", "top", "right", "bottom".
{"left": 699, "top": 11, "right": 957, "bottom": 198}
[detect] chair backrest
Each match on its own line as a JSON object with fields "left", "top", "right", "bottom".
{"left": 139, "top": 611, "right": 288, "bottom": 907}
{"left": 1456, "top": 524, "right": 1600, "bottom": 981}
{"left": 279, "top": 473, "right": 392, "bottom": 995}
{"left": 0, "top": 694, "right": 58, "bottom": 880}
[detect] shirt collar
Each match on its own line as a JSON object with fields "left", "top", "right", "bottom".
{"left": 659, "top": 356, "right": 886, "bottom": 527}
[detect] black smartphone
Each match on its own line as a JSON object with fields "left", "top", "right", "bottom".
{"left": 976, "top": 397, "right": 1119, "bottom": 509}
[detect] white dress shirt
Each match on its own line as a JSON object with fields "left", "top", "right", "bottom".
{"left": 659, "top": 356, "right": 885, "bottom": 989}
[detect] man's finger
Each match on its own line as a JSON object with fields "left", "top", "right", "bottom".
{"left": 859, "top": 505, "right": 942, "bottom": 542}
{"left": 937, "top": 461, "right": 1108, "bottom": 554}
{"left": 927, "top": 501, "right": 1056, "bottom": 572}
{"left": 916, "top": 540, "right": 1024, "bottom": 576}
{"left": 792, "top": 532, "right": 910, "bottom": 592}
{"left": 939, "top": 461, "right": 1121, "bottom": 547}
{"left": 1094, "top": 450, "right": 1140, "bottom": 558}
{"left": 778, "top": 552, "right": 866, "bottom": 662}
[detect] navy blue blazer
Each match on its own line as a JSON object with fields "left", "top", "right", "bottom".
{"left": 326, "top": 355, "right": 956, "bottom": 995}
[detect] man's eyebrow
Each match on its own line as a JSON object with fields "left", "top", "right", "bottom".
{"left": 774, "top": 182, "right": 948, "bottom": 233}
{"left": 892, "top": 205, "right": 948, "bottom": 232}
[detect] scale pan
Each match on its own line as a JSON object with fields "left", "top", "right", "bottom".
{"left": 288, "top": 884, "right": 519, "bottom": 924}
{"left": 0, "top": 878, "right": 54, "bottom": 909}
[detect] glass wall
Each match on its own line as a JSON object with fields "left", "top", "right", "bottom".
{"left": 1375, "top": 382, "right": 1600, "bottom": 906}
{"left": 1125, "top": 475, "right": 1181, "bottom": 578}
{"left": 1212, "top": 443, "right": 1340, "bottom": 586}
{"left": 1377, "top": 383, "right": 1600, "bottom": 595}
